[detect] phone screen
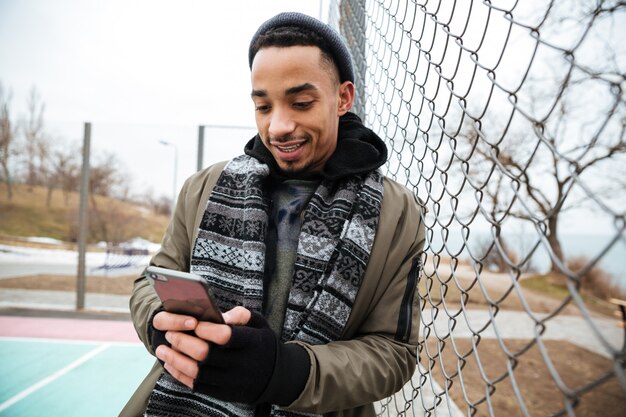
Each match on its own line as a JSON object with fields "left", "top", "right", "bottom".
{"left": 147, "top": 267, "right": 224, "bottom": 323}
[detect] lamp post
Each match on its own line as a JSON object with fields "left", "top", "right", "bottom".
{"left": 159, "top": 140, "right": 178, "bottom": 215}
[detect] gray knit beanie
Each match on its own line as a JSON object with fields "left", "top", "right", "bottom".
{"left": 248, "top": 12, "right": 355, "bottom": 83}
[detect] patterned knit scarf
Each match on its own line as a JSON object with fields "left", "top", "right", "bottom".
{"left": 145, "top": 155, "right": 384, "bottom": 417}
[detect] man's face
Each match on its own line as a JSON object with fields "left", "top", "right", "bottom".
{"left": 250, "top": 45, "right": 354, "bottom": 175}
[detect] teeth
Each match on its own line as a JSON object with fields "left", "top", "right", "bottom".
{"left": 277, "top": 144, "right": 302, "bottom": 152}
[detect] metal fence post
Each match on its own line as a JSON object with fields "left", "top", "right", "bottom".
{"left": 340, "top": 0, "right": 367, "bottom": 120}
{"left": 197, "top": 125, "right": 205, "bottom": 171}
{"left": 76, "top": 122, "right": 91, "bottom": 310}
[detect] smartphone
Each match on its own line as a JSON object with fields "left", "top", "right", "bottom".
{"left": 145, "top": 266, "right": 224, "bottom": 324}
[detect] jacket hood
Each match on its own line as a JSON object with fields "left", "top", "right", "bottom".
{"left": 244, "top": 112, "right": 388, "bottom": 181}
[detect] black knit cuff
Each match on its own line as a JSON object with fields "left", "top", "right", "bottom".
{"left": 257, "top": 342, "right": 310, "bottom": 406}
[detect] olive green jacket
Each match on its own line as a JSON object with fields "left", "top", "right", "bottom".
{"left": 119, "top": 161, "right": 425, "bottom": 417}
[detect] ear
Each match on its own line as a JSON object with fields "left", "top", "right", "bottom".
{"left": 337, "top": 81, "right": 355, "bottom": 116}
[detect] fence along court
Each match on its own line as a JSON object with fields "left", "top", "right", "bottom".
{"left": 329, "top": 0, "right": 626, "bottom": 416}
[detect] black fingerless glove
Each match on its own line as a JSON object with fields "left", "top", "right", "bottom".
{"left": 193, "top": 312, "right": 310, "bottom": 406}
{"left": 148, "top": 307, "right": 170, "bottom": 359}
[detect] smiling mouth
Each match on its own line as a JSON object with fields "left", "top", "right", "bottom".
{"left": 276, "top": 143, "right": 303, "bottom": 153}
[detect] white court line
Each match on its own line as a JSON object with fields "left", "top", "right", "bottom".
{"left": 0, "top": 343, "right": 110, "bottom": 412}
{"left": 0, "top": 336, "right": 143, "bottom": 347}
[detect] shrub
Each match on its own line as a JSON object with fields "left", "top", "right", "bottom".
{"left": 566, "top": 256, "right": 624, "bottom": 300}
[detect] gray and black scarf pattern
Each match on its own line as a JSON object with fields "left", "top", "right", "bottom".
{"left": 145, "top": 154, "right": 384, "bottom": 417}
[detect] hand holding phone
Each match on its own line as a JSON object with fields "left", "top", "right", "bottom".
{"left": 146, "top": 266, "right": 224, "bottom": 324}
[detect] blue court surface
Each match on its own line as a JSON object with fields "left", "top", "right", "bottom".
{"left": 0, "top": 332, "right": 154, "bottom": 416}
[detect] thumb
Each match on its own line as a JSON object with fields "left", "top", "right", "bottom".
{"left": 223, "top": 306, "right": 252, "bottom": 326}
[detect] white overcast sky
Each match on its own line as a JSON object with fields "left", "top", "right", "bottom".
{"left": 0, "top": 0, "right": 326, "bottom": 199}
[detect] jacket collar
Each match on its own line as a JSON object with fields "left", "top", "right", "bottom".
{"left": 244, "top": 112, "right": 388, "bottom": 181}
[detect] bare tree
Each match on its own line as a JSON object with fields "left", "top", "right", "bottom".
{"left": 459, "top": 87, "right": 625, "bottom": 274}
{"left": 150, "top": 195, "right": 173, "bottom": 217}
{"left": 22, "top": 86, "right": 49, "bottom": 189}
{"left": 89, "top": 151, "right": 126, "bottom": 198}
{"left": 454, "top": 2, "right": 626, "bottom": 275}
{"left": 48, "top": 140, "right": 81, "bottom": 206}
{"left": 88, "top": 151, "right": 129, "bottom": 242}
{"left": 0, "top": 82, "right": 17, "bottom": 199}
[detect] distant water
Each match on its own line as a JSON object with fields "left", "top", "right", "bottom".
{"left": 426, "top": 232, "right": 625, "bottom": 285}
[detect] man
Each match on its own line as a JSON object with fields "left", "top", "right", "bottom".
{"left": 121, "top": 11, "right": 425, "bottom": 417}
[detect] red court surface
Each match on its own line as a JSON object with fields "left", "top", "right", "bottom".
{"left": 0, "top": 315, "right": 141, "bottom": 343}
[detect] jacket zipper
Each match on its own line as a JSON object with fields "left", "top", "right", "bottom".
{"left": 396, "top": 257, "right": 420, "bottom": 342}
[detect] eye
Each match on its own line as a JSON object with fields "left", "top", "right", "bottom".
{"left": 255, "top": 104, "right": 271, "bottom": 113}
{"left": 293, "top": 101, "right": 313, "bottom": 110}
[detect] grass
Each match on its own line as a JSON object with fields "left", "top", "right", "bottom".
{"left": 521, "top": 274, "right": 617, "bottom": 317}
{"left": 520, "top": 274, "right": 572, "bottom": 299}
{"left": 0, "top": 202, "right": 72, "bottom": 238}
{"left": 0, "top": 183, "right": 169, "bottom": 244}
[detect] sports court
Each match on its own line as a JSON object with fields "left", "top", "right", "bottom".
{"left": 0, "top": 315, "right": 154, "bottom": 416}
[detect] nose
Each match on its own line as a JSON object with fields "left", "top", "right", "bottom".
{"left": 268, "top": 108, "right": 296, "bottom": 139}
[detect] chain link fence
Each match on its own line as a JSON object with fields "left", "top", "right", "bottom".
{"left": 329, "top": 0, "right": 626, "bottom": 415}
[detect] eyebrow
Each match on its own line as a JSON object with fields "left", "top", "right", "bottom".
{"left": 251, "top": 83, "right": 318, "bottom": 98}
{"left": 286, "top": 83, "right": 318, "bottom": 95}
